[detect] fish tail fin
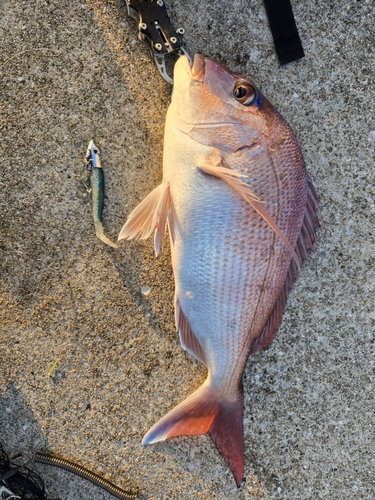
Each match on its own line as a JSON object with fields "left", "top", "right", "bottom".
{"left": 142, "top": 380, "right": 244, "bottom": 485}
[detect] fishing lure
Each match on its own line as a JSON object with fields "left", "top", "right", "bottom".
{"left": 85, "top": 140, "right": 118, "bottom": 249}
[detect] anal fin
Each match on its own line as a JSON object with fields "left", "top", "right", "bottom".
{"left": 175, "top": 296, "right": 207, "bottom": 366}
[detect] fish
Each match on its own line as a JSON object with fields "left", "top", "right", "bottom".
{"left": 118, "top": 54, "right": 321, "bottom": 485}
{"left": 85, "top": 140, "right": 118, "bottom": 249}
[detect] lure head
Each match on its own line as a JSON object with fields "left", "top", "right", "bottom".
{"left": 85, "top": 140, "right": 102, "bottom": 170}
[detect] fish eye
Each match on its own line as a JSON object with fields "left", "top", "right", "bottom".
{"left": 233, "top": 82, "right": 257, "bottom": 106}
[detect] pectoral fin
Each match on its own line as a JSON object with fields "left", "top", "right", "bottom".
{"left": 250, "top": 200, "right": 300, "bottom": 268}
{"left": 197, "top": 158, "right": 300, "bottom": 268}
{"left": 154, "top": 183, "right": 175, "bottom": 256}
{"left": 118, "top": 182, "right": 174, "bottom": 256}
{"left": 197, "top": 161, "right": 262, "bottom": 203}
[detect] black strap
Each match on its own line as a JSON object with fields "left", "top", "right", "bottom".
{"left": 263, "top": 0, "right": 304, "bottom": 65}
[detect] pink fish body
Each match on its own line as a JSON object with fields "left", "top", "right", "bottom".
{"left": 119, "top": 55, "right": 320, "bottom": 485}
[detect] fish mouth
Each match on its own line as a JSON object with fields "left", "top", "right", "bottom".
{"left": 174, "top": 54, "right": 206, "bottom": 84}
{"left": 191, "top": 54, "right": 206, "bottom": 82}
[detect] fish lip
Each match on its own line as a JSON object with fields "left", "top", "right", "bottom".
{"left": 191, "top": 54, "right": 206, "bottom": 82}
{"left": 175, "top": 54, "right": 193, "bottom": 79}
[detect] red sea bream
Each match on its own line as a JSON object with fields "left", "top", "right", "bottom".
{"left": 118, "top": 54, "right": 321, "bottom": 485}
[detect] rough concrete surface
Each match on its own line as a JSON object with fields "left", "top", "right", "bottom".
{"left": 1, "top": 0, "right": 374, "bottom": 499}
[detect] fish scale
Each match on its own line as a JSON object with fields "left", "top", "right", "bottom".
{"left": 175, "top": 198, "right": 259, "bottom": 338}
{"left": 119, "top": 54, "right": 321, "bottom": 485}
{"left": 177, "top": 198, "right": 274, "bottom": 344}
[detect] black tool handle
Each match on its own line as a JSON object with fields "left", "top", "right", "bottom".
{"left": 263, "top": 0, "right": 304, "bottom": 65}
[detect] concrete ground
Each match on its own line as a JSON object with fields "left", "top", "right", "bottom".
{"left": 1, "top": 0, "right": 374, "bottom": 498}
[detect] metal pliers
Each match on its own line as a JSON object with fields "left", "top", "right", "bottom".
{"left": 125, "top": 0, "right": 191, "bottom": 84}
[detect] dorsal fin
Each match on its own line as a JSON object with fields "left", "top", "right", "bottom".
{"left": 175, "top": 296, "right": 207, "bottom": 366}
{"left": 250, "top": 177, "right": 321, "bottom": 355}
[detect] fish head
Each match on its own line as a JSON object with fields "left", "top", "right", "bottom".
{"left": 171, "top": 55, "right": 275, "bottom": 152}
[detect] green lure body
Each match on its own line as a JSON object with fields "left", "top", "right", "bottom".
{"left": 85, "top": 140, "right": 118, "bottom": 249}
{"left": 90, "top": 166, "right": 105, "bottom": 225}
